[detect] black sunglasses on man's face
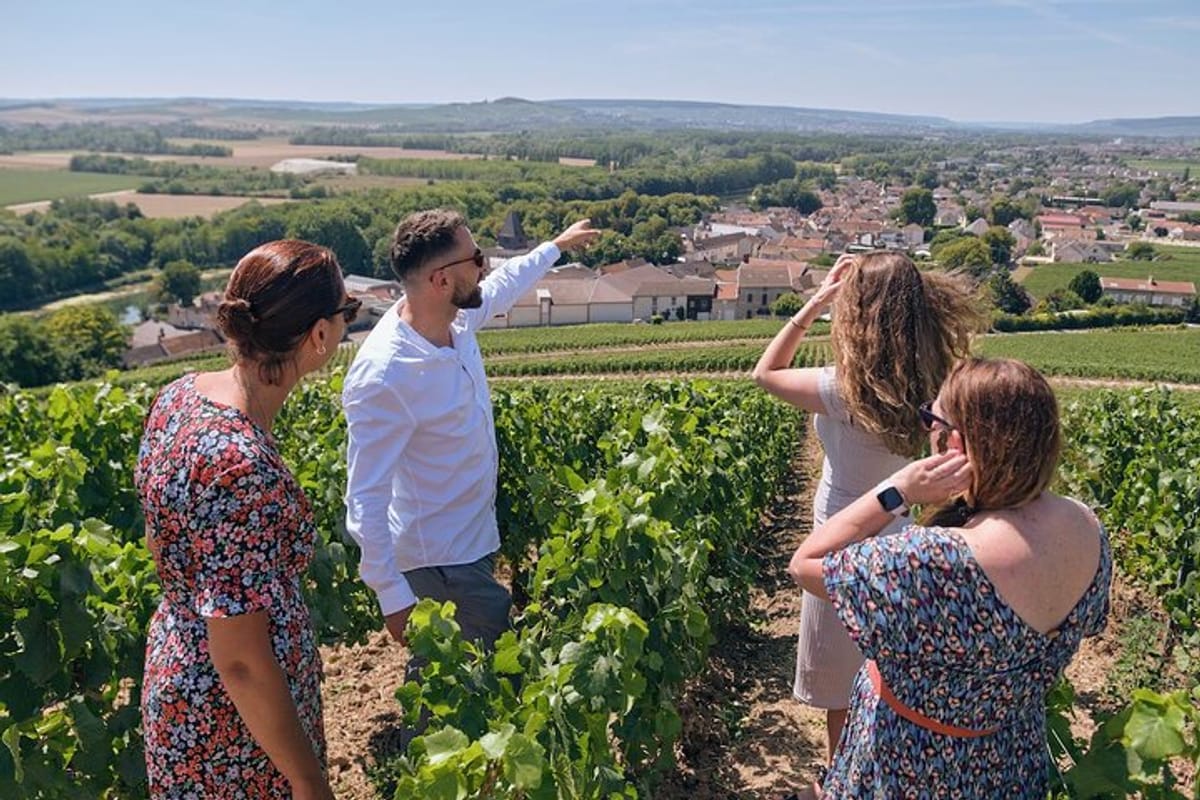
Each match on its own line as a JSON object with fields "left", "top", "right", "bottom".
{"left": 434, "top": 248, "right": 485, "bottom": 272}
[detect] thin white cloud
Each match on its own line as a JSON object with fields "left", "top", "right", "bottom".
{"left": 841, "top": 41, "right": 911, "bottom": 67}
{"left": 994, "top": 0, "right": 1127, "bottom": 45}
{"left": 1143, "top": 15, "right": 1200, "bottom": 30}
{"left": 615, "top": 22, "right": 786, "bottom": 56}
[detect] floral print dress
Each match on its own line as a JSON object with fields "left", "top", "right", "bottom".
{"left": 136, "top": 374, "right": 324, "bottom": 797}
{"left": 822, "top": 524, "right": 1111, "bottom": 799}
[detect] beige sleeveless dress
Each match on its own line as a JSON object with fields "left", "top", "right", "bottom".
{"left": 794, "top": 367, "right": 909, "bottom": 708}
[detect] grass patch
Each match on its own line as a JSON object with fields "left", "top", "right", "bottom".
{"left": 477, "top": 319, "right": 824, "bottom": 356}
{"left": 976, "top": 327, "right": 1200, "bottom": 383}
{"left": 1105, "top": 613, "right": 1171, "bottom": 701}
{"left": 1124, "top": 158, "right": 1200, "bottom": 176}
{"left": 0, "top": 169, "right": 138, "bottom": 205}
{"left": 1019, "top": 245, "right": 1200, "bottom": 299}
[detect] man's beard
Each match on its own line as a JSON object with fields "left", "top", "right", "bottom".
{"left": 452, "top": 284, "right": 483, "bottom": 309}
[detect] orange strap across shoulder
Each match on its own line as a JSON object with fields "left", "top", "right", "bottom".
{"left": 866, "top": 660, "right": 1000, "bottom": 739}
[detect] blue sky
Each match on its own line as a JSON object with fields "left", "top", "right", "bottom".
{"left": 2, "top": 0, "right": 1196, "bottom": 123}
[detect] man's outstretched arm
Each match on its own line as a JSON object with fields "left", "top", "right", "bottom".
{"left": 467, "top": 219, "right": 599, "bottom": 328}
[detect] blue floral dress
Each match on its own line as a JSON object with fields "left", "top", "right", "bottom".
{"left": 822, "top": 524, "right": 1111, "bottom": 798}
{"left": 136, "top": 374, "right": 325, "bottom": 797}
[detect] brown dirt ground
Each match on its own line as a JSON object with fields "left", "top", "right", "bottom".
{"left": 5, "top": 189, "right": 290, "bottom": 218}
{"left": 0, "top": 141, "right": 484, "bottom": 172}
{"left": 654, "top": 431, "right": 828, "bottom": 800}
{"left": 316, "top": 425, "right": 1179, "bottom": 799}
{"left": 0, "top": 139, "right": 602, "bottom": 172}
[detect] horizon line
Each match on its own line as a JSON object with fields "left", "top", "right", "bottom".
{"left": 1, "top": 94, "right": 1197, "bottom": 128}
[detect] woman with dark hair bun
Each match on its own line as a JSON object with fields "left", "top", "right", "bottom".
{"left": 789, "top": 358, "right": 1111, "bottom": 798}
{"left": 136, "top": 240, "right": 360, "bottom": 799}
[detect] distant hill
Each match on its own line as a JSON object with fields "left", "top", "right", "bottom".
{"left": 550, "top": 98, "right": 958, "bottom": 134}
{"left": 1070, "top": 116, "right": 1200, "bottom": 137}
{"left": 0, "top": 96, "right": 1197, "bottom": 138}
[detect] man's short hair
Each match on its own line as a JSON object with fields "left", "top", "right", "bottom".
{"left": 390, "top": 209, "right": 467, "bottom": 283}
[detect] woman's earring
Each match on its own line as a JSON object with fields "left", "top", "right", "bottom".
{"left": 317, "top": 344, "right": 327, "bottom": 355}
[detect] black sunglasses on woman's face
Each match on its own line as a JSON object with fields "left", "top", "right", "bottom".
{"left": 918, "top": 401, "right": 956, "bottom": 432}
{"left": 331, "top": 297, "right": 362, "bottom": 324}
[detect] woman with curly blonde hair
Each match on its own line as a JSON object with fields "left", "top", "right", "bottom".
{"left": 753, "top": 250, "right": 983, "bottom": 770}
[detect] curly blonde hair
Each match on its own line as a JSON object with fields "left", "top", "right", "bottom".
{"left": 831, "top": 252, "right": 984, "bottom": 458}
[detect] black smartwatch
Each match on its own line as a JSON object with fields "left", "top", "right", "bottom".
{"left": 875, "top": 482, "right": 909, "bottom": 517}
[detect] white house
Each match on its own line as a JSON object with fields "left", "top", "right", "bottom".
{"left": 935, "top": 205, "right": 966, "bottom": 227}
{"left": 485, "top": 264, "right": 715, "bottom": 327}
{"left": 902, "top": 223, "right": 926, "bottom": 249}
{"left": 1052, "top": 240, "right": 1112, "bottom": 264}
{"left": 964, "top": 218, "right": 991, "bottom": 237}
{"left": 1100, "top": 276, "right": 1196, "bottom": 307}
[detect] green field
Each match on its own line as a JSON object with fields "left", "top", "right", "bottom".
{"left": 65, "top": 307, "right": 1200, "bottom": 397}
{"left": 1019, "top": 245, "right": 1200, "bottom": 299}
{"left": 0, "top": 169, "right": 138, "bottom": 206}
{"left": 476, "top": 318, "right": 824, "bottom": 355}
{"left": 976, "top": 326, "right": 1200, "bottom": 383}
{"left": 1124, "top": 158, "right": 1200, "bottom": 176}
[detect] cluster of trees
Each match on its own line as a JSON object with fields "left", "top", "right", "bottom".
{"left": 986, "top": 195, "right": 1037, "bottom": 226}
{"left": 748, "top": 178, "right": 823, "bottom": 213}
{"left": 1100, "top": 182, "right": 1142, "bottom": 209}
{"left": 363, "top": 151, "right": 799, "bottom": 201}
{"left": 292, "top": 128, "right": 998, "bottom": 173}
{"left": 1126, "top": 241, "right": 1157, "bottom": 260}
{"left": 474, "top": 190, "right": 716, "bottom": 268}
{"left": 898, "top": 189, "right": 1037, "bottom": 230}
{"left": 0, "top": 198, "right": 155, "bottom": 307}
{"left": 0, "top": 125, "right": 231, "bottom": 156}
{"left": 929, "top": 227, "right": 1015, "bottom": 277}
{"left": 898, "top": 188, "right": 937, "bottom": 226}
{"left": 69, "top": 154, "right": 311, "bottom": 197}
{"left": 359, "top": 156, "right": 589, "bottom": 183}
{"left": 158, "top": 260, "right": 202, "bottom": 306}
{"left": 0, "top": 305, "right": 128, "bottom": 386}
{"left": 0, "top": 172, "right": 719, "bottom": 309}
{"left": 293, "top": 130, "right": 663, "bottom": 168}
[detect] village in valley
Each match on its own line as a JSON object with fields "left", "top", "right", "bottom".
{"left": 113, "top": 132, "right": 1200, "bottom": 370}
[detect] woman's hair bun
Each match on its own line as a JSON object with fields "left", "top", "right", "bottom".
{"left": 217, "top": 296, "right": 260, "bottom": 339}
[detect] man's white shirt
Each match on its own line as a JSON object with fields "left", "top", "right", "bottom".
{"left": 342, "top": 242, "right": 561, "bottom": 615}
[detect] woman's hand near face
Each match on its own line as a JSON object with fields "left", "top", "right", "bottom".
{"left": 891, "top": 450, "right": 972, "bottom": 506}
{"left": 810, "top": 253, "right": 854, "bottom": 310}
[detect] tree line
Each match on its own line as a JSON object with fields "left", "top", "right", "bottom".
{"left": 68, "top": 154, "right": 310, "bottom": 197}
{"left": 362, "top": 151, "right": 798, "bottom": 201}
{"left": 0, "top": 125, "right": 232, "bottom": 156}
{"left": 290, "top": 127, "right": 1030, "bottom": 172}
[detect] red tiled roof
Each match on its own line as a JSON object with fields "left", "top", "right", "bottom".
{"left": 1100, "top": 277, "right": 1196, "bottom": 295}
{"left": 1038, "top": 214, "right": 1085, "bottom": 227}
{"left": 160, "top": 330, "right": 223, "bottom": 356}
{"left": 715, "top": 283, "right": 739, "bottom": 301}
{"left": 738, "top": 262, "right": 804, "bottom": 290}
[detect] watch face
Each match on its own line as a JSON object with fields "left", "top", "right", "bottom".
{"left": 878, "top": 486, "right": 905, "bottom": 512}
